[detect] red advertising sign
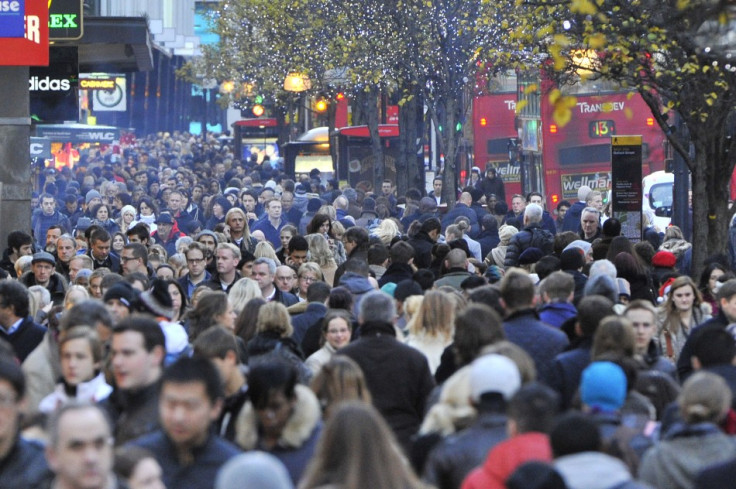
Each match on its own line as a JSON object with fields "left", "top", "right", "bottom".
{"left": 0, "top": 0, "right": 49, "bottom": 66}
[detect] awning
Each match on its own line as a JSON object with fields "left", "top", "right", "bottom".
{"left": 58, "top": 17, "right": 153, "bottom": 73}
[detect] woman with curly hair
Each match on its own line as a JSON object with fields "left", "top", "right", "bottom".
{"left": 305, "top": 233, "right": 337, "bottom": 285}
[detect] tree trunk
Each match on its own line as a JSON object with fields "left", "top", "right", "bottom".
{"left": 441, "top": 96, "right": 458, "bottom": 207}
{"left": 398, "top": 90, "right": 422, "bottom": 195}
{"left": 364, "top": 86, "right": 384, "bottom": 192}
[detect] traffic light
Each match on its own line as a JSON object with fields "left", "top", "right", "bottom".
{"left": 314, "top": 97, "right": 328, "bottom": 113}
{"left": 252, "top": 104, "right": 265, "bottom": 116}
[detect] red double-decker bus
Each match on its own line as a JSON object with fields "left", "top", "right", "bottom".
{"left": 472, "top": 74, "right": 669, "bottom": 210}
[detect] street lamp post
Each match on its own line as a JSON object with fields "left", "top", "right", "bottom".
{"left": 284, "top": 73, "right": 311, "bottom": 141}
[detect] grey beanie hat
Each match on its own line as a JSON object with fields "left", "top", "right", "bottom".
{"left": 216, "top": 452, "right": 294, "bottom": 489}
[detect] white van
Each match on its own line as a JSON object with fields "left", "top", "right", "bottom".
{"left": 642, "top": 171, "right": 674, "bottom": 230}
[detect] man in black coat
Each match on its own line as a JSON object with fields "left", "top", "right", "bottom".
{"left": 503, "top": 204, "right": 554, "bottom": 269}
{"left": 477, "top": 167, "right": 506, "bottom": 205}
{"left": 378, "top": 241, "right": 416, "bottom": 287}
{"left": 408, "top": 218, "right": 441, "bottom": 271}
{"left": 339, "top": 291, "right": 435, "bottom": 453}
{"left": 441, "top": 192, "right": 479, "bottom": 238}
{"left": 0, "top": 281, "right": 45, "bottom": 363}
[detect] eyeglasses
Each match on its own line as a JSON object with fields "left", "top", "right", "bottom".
{"left": 187, "top": 258, "right": 205, "bottom": 264}
{"left": 120, "top": 256, "right": 139, "bottom": 262}
{"left": 300, "top": 276, "right": 317, "bottom": 283}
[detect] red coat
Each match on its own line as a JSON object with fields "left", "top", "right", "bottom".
{"left": 461, "top": 432, "right": 552, "bottom": 489}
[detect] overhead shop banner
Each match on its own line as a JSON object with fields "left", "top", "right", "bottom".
{"left": 35, "top": 124, "right": 120, "bottom": 144}
{"left": 29, "top": 46, "right": 79, "bottom": 123}
{"left": 611, "top": 135, "right": 643, "bottom": 242}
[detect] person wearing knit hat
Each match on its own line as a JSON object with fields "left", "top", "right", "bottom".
{"left": 489, "top": 225, "right": 518, "bottom": 268}
{"left": 137, "top": 279, "right": 189, "bottom": 364}
{"left": 103, "top": 281, "right": 140, "bottom": 323}
{"left": 519, "top": 247, "right": 544, "bottom": 266}
{"left": 86, "top": 189, "right": 102, "bottom": 207}
{"left": 580, "top": 361, "right": 627, "bottom": 413}
{"left": 216, "top": 452, "right": 294, "bottom": 489}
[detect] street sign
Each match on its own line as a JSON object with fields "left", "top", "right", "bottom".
{"left": 611, "top": 135, "right": 643, "bottom": 242}
{"left": 0, "top": 0, "right": 48, "bottom": 66}
{"left": 49, "top": 0, "right": 83, "bottom": 41}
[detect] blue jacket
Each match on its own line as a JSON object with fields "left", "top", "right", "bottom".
{"left": 442, "top": 203, "right": 479, "bottom": 238}
{"left": 539, "top": 301, "right": 577, "bottom": 329}
{"left": 251, "top": 217, "right": 287, "bottom": 249}
{"left": 0, "top": 436, "right": 51, "bottom": 488}
{"left": 561, "top": 201, "right": 586, "bottom": 232}
{"left": 549, "top": 336, "right": 593, "bottom": 409}
{"left": 291, "top": 302, "right": 327, "bottom": 345}
{"left": 503, "top": 309, "right": 569, "bottom": 386}
{"left": 130, "top": 430, "right": 240, "bottom": 489}
{"left": 31, "top": 209, "right": 70, "bottom": 249}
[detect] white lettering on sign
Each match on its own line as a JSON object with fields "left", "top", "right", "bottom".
{"left": 576, "top": 101, "right": 625, "bottom": 114}
{"left": 504, "top": 100, "right": 516, "bottom": 111}
{"left": 29, "top": 76, "right": 71, "bottom": 91}
{"left": 0, "top": 1, "right": 21, "bottom": 12}
{"left": 80, "top": 132, "right": 115, "bottom": 141}
{"left": 25, "top": 15, "right": 41, "bottom": 44}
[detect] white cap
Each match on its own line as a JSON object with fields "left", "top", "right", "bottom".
{"left": 470, "top": 354, "right": 522, "bottom": 402}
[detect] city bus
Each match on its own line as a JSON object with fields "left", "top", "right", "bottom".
{"left": 472, "top": 74, "right": 669, "bottom": 210}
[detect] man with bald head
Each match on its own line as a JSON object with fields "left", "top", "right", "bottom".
{"left": 434, "top": 249, "right": 473, "bottom": 290}
{"left": 442, "top": 192, "right": 479, "bottom": 237}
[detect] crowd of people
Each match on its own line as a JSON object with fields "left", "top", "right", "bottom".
{"left": 2, "top": 130, "right": 736, "bottom": 488}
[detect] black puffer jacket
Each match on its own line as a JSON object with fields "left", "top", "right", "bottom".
{"left": 503, "top": 223, "right": 554, "bottom": 268}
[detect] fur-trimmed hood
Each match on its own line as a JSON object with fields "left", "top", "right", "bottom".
{"left": 660, "top": 238, "right": 692, "bottom": 257}
{"left": 235, "top": 383, "right": 321, "bottom": 451}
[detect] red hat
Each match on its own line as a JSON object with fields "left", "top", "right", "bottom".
{"left": 652, "top": 251, "right": 676, "bottom": 268}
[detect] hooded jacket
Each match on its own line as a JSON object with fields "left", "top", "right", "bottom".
{"left": 235, "top": 384, "right": 322, "bottom": 485}
{"left": 639, "top": 422, "right": 736, "bottom": 489}
{"left": 461, "top": 432, "right": 552, "bottom": 489}
{"left": 556, "top": 451, "right": 650, "bottom": 489}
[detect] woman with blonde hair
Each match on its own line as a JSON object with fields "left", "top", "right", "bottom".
{"left": 64, "top": 284, "right": 89, "bottom": 310}
{"left": 310, "top": 355, "right": 372, "bottom": 418}
{"left": 447, "top": 217, "right": 482, "bottom": 261}
{"left": 305, "top": 233, "right": 337, "bottom": 284}
{"left": 254, "top": 241, "right": 280, "bottom": 264}
{"left": 487, "top": 224, "right": 518, "bottom": 267}
{"left": 299, "top": 402, "right": 425, "bottom": 489}
{"left": 405, "top": 290, "right": 456, "bottom": 374}
{"left": 116, "top": 205, "right": 137, "bottom": 235}
{"left": 657, "top": 275, "right": 711, "bottom": 363}
{"left": 228, "top": 277, "right": 261, "bottom": 315}
{"left": 295, "top": 262, "right": 324, "bottom": 303}
{"left": 246, "top": 302, "right": 303, "bottom": 360}
{"left": 372, "top": 219, "right": 400, "bottom": 247}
